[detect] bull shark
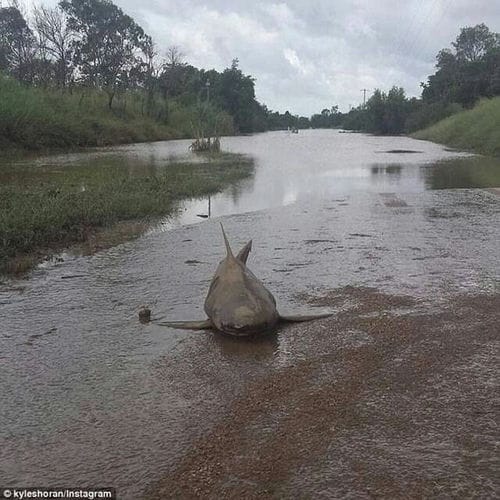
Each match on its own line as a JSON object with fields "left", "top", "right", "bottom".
{"left": 160, "top": 224, "right": 331, "bottom": 336}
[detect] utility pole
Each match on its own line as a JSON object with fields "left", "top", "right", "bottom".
{"left": 361, "top": 89, "right": 368, "bottom": 107}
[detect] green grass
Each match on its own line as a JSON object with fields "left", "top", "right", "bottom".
{"left": 0, "top": 75, "right": 172, "bottom": 149}
{"left": 413, "top": 97, "right": 500, "bottom": 157}
{"left": 0, "top": 74, "right": 233, "bottom": 151}
{"left": 0, "top": 154, "right": 254, "bottom": 274}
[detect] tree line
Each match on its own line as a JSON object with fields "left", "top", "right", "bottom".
{"left": 339, "top": 23, "right": 500, "bottom": 134}
{"left": 0, "top": 0, "right": 312, "bottom": 134}
{"left": 1, "top": 0, "right": 498, "bottom": 136}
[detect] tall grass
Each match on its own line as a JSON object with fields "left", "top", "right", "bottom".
{"left": 413, "top": 97, "right": 500, "bottom": 157}
{"left": 0, "top": 75, "right": 234, "bottom": 150}
{"left": 0, "top": 155, "right": 254, "bottom": 274}
{"left": 0, "top": 76, "right": 169, "bottom": 149}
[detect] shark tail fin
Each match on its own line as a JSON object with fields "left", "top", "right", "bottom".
{"left": 279, "top": 313, "right": 332, "bottom": 323}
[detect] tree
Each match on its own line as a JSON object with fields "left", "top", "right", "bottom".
{"left": 366, "top": 89, "right": 385, "bottom": 132}
{"left": 485, "top": 47, "right": 500, "bottom": 95}
{"left": 423, "top": 24, "right": 500, "bottom": 107}
{"left": 33, "top": 5, "right": 74, "bottom": 87}
{"left": 384, "top": 86, "right": 408, "bottom": 134}
{"left": 341, "top": 87, "right": 410, "bottom": 135}
{"left": 310, "top": 105, "right": 340, "bottom": 128}
{"left": 453, "top": 24, "right": 499, "bottom": 63}
{"left": 59, "top": 0, "right": 151, "bottom": 108}
{"left": 421, "top": 50, "right": 459, "bottom": 103}
{"left": 158, "top": 45, "right": 187, "bottom": 98}
{"left": 217, "top": 58, "right": 257, "bottom": 132}
{"left": 0, "top": 5, "right": 36, "bottom": 82}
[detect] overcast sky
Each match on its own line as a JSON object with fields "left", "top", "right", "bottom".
{"left": 22, "top": 0, "right": 500, "bottom": 115}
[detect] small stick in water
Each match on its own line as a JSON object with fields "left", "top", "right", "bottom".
{"left": 139, "top": 306, "right": 151, "bottom": 323}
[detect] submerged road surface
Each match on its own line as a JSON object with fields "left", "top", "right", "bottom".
{"left": 1, "top": 130, "right": 499, "bottom": 498}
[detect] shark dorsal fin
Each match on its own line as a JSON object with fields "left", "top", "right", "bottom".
{"left": 236, "top": 240, "right": 252, "bottom": 264}
{"left": 220, "top": 223, "right": 235, "bottom": 259}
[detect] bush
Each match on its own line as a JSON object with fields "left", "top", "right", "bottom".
{"left": 405, "top": 102, "right": 463, "bottom": 133}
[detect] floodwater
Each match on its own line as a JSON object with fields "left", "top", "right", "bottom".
{"left": 1, "top": 130, "right": 499, "bottom": 498}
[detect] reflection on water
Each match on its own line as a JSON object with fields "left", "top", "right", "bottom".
{"left": 1, "top": 131, "right": 496, "bottom": 226}
{"left": 168, "top": 131, "right": 496, "bottom": 224}
{"left": 422, "top": 155, "right": 500, "bottom": 189}
{"left": 0, "top": 147, "right": 217, "bottom": 187}
{"left": 371, "top": 164, "right": 402, "bottom": 177}
{"left": 209, "top": 330, "right": 279, "bottom": 361}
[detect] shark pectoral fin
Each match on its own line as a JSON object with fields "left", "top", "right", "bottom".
{"left": 279, "top": 313, "right": 332, "bottom": 323}
{"left": 157, "top": 319, "right": 214, "bottom": 330}
{"left": 236, "top": 240, "right": 252, "bottom": 264}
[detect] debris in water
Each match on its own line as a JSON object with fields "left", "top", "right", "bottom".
{"left": 139, "top": 306, "right": 151, "bottom": 323}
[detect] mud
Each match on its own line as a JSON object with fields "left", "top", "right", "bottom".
{"left": 148, "top": 287, "right": 499, "bottom": 499}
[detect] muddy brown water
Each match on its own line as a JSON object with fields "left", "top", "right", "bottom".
{"left": 1, "top": 130, "right": 499, "bottom": 498}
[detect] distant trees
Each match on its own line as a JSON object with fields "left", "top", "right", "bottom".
{"left": 1, "top": 0, "right": 153, "bottom": 99}
{"left": 0, "top": 5, "right": 36, "bottom": 83}
{"left": 0, "top": 0, "right": 300, "bottom": 133}
{"left": 5, "top": 1, "right": 496, "bottom": 137}
{"left": 59, "top": 0, "right": 152, "bottom": 108}
{"left": 310, "top": 106, "right": 342, "bottom": 128}
{"left": 453, "top": 24, "right": 499, "bottom": 63}
{"left": 33, "top": 5, "right": 74, "bottom": 87}
{"left": 422, "top": 23, "right": 500, "bottom": 107}
{"left": 158, "top": 46, "right": 187, "bottom": 98}
{"left": 338, "top": 23, "right": 500, "bottom": 135}
{"left": 215, "top": 59, "right": 257, "bottom": 133}
{"left": 263, "top": 109, "right": 313, "bottom": 130}
{"left": 340, "top": 87, "right": 416, "bottom": 134}
{"left": 377, "top": 87, "right": 409, "bottom": 134}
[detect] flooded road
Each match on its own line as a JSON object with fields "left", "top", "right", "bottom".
{"left": 1, "top": 130, "right": 499, "bottom": 498}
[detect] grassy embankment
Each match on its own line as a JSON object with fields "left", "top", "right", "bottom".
{"left": 0, "top": 74, "right": 233, "bottom": 151}
{"left": 0, "top": 154, "right": 254, "bottom": 275}
{"left": 413, "top": 97, "right": 500, "bottom": 157}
